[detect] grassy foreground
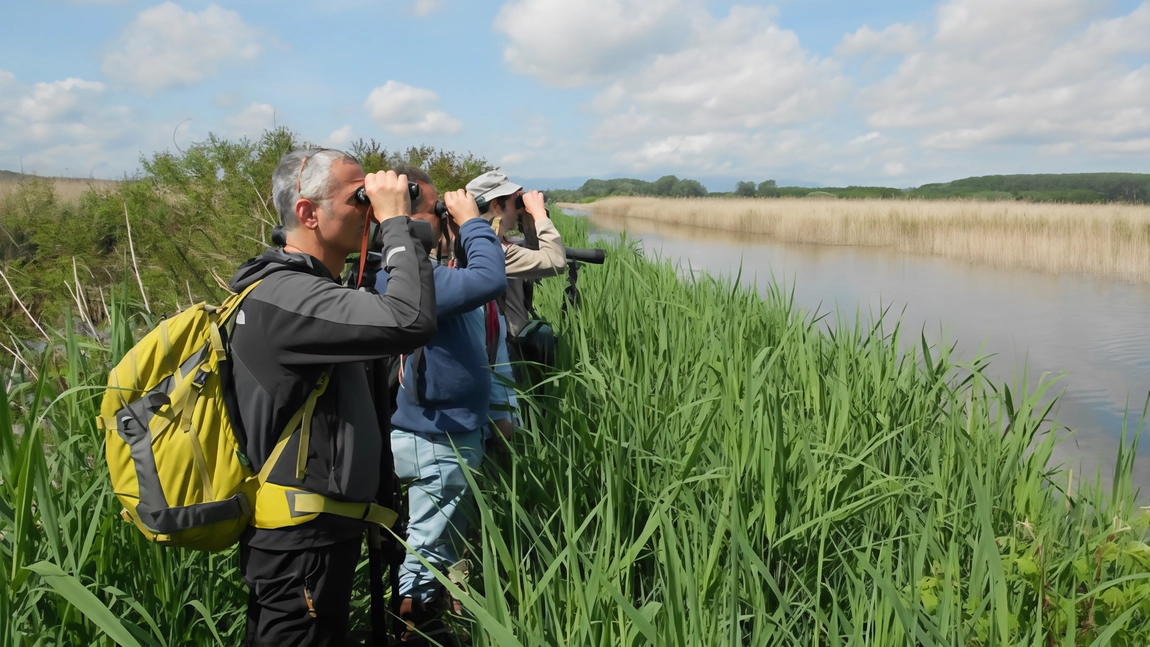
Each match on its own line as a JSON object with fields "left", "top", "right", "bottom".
{"left": 578, "top": 196, "right": 1150, "bottom": 283}
{"left": 2, "top": 212, "right": 1150, "bottom": 646}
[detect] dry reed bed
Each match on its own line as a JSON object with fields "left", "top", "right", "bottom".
{"left": 583, "top": 196, "right": 1150, "bottom": 283}
{"left": 0, "top": 177, "right": 119, "bottom": 203}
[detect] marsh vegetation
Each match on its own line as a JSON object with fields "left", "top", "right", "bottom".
{"left": 575, "top": 196, "right": 1150, "bottom": 283}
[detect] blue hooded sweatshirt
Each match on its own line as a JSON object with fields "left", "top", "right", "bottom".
{"left": 376, "top": 217, "right": 506, "bottom": 434}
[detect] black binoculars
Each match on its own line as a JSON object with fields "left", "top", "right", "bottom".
{"left": 353, "top": 182, "right": 421, "bottom": 207}
{"left": 430, "top": 195, "right": 490, "bottom": 220}
{"left": 433, "top": 191, "right": 546, "bottom": 220}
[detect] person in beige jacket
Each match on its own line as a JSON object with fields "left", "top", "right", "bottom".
{"left": 466, "top": 170, "right": 567, "bottom": 439}
{"left": 466, "top": 170, "right": 566, "bottom": 280}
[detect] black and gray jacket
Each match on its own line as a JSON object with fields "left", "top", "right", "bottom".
{"left": 227, "top": 217, "right": 436, "bottom": 549}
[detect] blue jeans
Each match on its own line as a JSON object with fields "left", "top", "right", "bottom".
{"left": 391, "top": 428, "right": 484, "bottom": 603}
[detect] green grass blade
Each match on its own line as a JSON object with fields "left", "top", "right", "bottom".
{"left": 25, "top": 560, "right": 144, "bottom": 647}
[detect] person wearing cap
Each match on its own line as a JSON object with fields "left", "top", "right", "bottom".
{"left": 466, "top": 170, "right": 566, "bottom": 281}
{"left": 465, "top": 171, "right": 567, "bottom": 441}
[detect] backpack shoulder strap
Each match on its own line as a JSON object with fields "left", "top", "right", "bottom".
{"left": 257, "top": 366, "right": 332, "bottom": 483}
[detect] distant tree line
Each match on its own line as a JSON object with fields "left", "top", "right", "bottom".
{"left": 546, "top": 175, "right": 709, "bottom": 202}
{"left": 907, "top": 173, "right": 1150, "bottom": 204}
{"left": 548, "top": 172, "right": 1150, "bottom": 204}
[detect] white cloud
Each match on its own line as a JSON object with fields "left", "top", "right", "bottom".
{"left": 584, "top": 5, "right": 847, "bottom": 173}
{"left": 610, "top": 129, "right": 831, "bottom": 175}
{"left": 15, "top": 78, "right": 105, "bottom": 122}
{"left": 836, "top": 23, "right": 922, "bottom": 57}
{"left": 102, "top": 2, "right": 265, "bottom": 94}
{"left": 0, "top": 71, "right": 135, "bottom": 176}
{"left": 883, "top": 161, "right": 906, "bottom": 176}
{"left": 325, "top": 125, "right": 356, "bottom": 147}
{"left": 858, "top": 0, "right": 1150, "bottom": 156}
{"left": 411, "top": 0, "right": 443, "bottom": 17}
{"left": 364, "top": 81, "right": 462, "bottom": 135}
{"left": 224, "top": 103, "right": 276, "bottom": 139}
{"left": 500, "top": 151, "right": 535, "bottom": 165}
{"left": 850, "top": 131, "right": 883, "bottom": 145}
{"left": 496, "top": 0, "right": 693, "bottom": 86}
{"left": 496, "top": 0, "right": 845, "bottom": 173}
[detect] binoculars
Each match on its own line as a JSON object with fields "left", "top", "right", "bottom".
{"left": 431, "top": 195, "right": 489, "bottom": 220}
{"left": 353, "top": 182, "right": 421, "bottom": 207}
{"left": 432, "top": 191, "right": 546, "bottom": 220}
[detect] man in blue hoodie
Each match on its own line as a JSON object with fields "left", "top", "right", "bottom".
{"left": 373, "top": 166, "right": 506, "bottom": 642}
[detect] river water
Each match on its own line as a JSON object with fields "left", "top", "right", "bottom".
{"left": 572, "top": 210, "right": 1150, "bottom": 493}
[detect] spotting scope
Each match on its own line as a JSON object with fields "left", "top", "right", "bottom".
{"left": 565, "top": 247, "right": 605, "bottom": 264}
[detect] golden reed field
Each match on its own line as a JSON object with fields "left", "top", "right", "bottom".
{"left": 0, "top": 175, "right": 118, "bottom": 202}
{"left": 572, "top": 196, "right": 1150, "bottom": 283}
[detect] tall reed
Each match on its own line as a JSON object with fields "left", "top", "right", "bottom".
{"left": 577, "top": 197, "right": 1150, "bottom": 283}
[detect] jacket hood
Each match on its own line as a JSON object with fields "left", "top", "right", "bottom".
{"left": 229, "top": 247, "right": 335, "bottom": 292}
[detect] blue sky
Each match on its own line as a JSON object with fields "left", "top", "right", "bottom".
{"left": 1, "top": 0, "right": 1148, "bottom": 189}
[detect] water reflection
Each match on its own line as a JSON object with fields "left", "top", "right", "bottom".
{"left": 581, "top": 210, "right": 1150, "bottom": 493}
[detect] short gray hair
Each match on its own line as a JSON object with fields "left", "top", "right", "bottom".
{"left": 271, "top": 148, "right": 359, "bottom": 230}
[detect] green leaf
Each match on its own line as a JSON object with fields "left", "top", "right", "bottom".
{"left": 1015, "top": 556, "right": 1038, "bottom": 577}
{"left": 1099, "top": 587, "right": 1127, "bottom": 611}
{"left": 25, "top": 561, "right": 144, "bottom": 647}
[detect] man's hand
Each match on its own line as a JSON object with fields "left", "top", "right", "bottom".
{"left": 444, "top": 189, "right": 480, "bottom": 227}
{"left": 364, "top": 170, "right": 410, "bottom": 223}
{"left": 493, "top": 418, "right": 514, "bottom": 441}
{"left": 521, "top": 190, "right": 548, "bottom": 220}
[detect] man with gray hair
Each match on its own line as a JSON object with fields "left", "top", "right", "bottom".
{"left": 226, "top": 148, "right": 437, "bottom": 646}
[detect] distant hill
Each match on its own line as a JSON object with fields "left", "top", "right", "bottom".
{"left": 909, "top": 173, "right": 1150, "bottom": 203}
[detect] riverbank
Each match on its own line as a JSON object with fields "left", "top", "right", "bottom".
{"left": 562, "top": 197, "right": 1150, "bottom": 283}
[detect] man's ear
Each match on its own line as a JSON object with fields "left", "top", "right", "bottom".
{"left": 295, "top": 198, "right": 320, "bottom": 230}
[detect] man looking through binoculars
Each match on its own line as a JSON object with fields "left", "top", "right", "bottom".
{"left": 227, "top": 149, "right": 436, "bottom": 646}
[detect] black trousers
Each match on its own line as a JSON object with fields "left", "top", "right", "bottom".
{"left": 240, "top": 536, "right": 362, "bottom": 646}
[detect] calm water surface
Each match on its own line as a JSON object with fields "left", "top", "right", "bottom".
{"left": 574, "top": 210, "right": 1150, "bottom": 492}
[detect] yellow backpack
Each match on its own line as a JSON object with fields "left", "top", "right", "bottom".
{"left": 98, "top": 283, "right": 267, "bottom": 551}
{"left": 100, "top": 282, "right": 398, "bottom": 551}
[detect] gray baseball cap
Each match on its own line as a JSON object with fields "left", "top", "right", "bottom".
{"left": 466, "top": 170, "right": 522, "bottom": 203}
